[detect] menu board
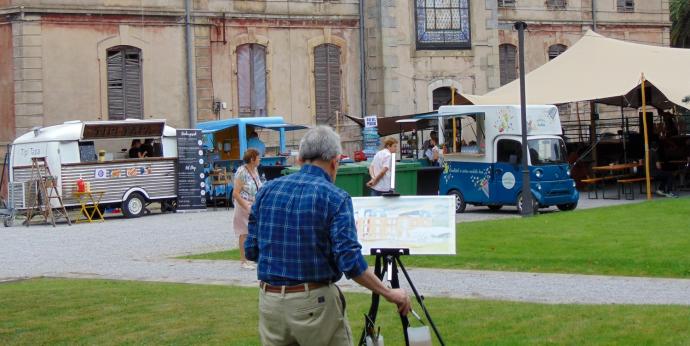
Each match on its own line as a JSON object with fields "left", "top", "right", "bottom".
{"left": 176, "top": 129, "right": 207, "bottom": 211}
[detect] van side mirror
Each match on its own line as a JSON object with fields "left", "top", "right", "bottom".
{"left": 509, "top": 154, "right": 518, "bottom": 165}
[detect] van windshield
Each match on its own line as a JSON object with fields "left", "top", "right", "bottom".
{"left": 527, "top": 138, "right": 567, "bottom": 165}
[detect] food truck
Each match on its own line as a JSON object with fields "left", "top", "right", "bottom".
{"left": 9, "top": 119, "right": 178, "bottom": 219}
{"left": 416, "top": 105, "right": 579, "bottom": 213}
{"left": 196, "top": 117, "right": 307, "bottom": 200}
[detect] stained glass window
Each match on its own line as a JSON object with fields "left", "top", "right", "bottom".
{"left": 415, "top": 0, "right": 471, "bottom": 50}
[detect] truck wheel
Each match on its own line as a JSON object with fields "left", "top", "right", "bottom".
{"left": 516, "top": 192, "right": 538, "bottom": 214}
{"left": 557, "top": 202, "right": 577, "bottom": 211}
{"left": 488, "top": 205, "right": 503, "bottom": 211}
{"left": 3, "top": 215, "right": 14, "bottom": 227}
{"left": 448, "top": 189, "right": 466, "bottom": 213}
{"left": 122, "top": 192, "right": 146, "bottom": 218}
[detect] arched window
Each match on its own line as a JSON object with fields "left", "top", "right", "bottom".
{"left": 237, "top": 44, "right": 267, "bottom": 117}
{"left": 107, "top": 46, "right": 143, "bottom": 120}
{"left": 314, "top": 44, "right": 341, "bottom": 125}
{"left": 548, "top": 44, "right": 567, "bottom": 60}
{"left": 499, "top": 44, "right": 517, "bottom": 86}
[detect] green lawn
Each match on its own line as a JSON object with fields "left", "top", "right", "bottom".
{"left": 183, "top": 198, "right": 690, "bottom": 278}
{"left": 1, "top": 279, "right": 689, "bottom": 345}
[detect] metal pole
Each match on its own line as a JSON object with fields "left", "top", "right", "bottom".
{"left": 185, "top": 0, "right": 198, "bottom": 128}
{"left": 358, "top": 0, "right": 367, "bottom": 117}
{"left": 641, "top": 74, "right": 652, "bottom": 200}
{"left": 515, "top": 21, "right": 534, "bottom": 216}
{"left": 591, "top": 0, "right": 597, "bottom": 31}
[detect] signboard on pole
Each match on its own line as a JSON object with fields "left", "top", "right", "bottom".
{"left": 176, "top": 129, "right": 207, "bottom": 211}
{"left": 364, "top": 115, "right": 378, "bottom": 128}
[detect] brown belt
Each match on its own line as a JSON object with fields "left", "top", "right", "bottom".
{"left": 260, "top": 281, "right": 328, "bottom": 294}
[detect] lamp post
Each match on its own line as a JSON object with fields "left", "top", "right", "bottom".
{"left": 515, "top": 21, "right": 534, "bottom": 216}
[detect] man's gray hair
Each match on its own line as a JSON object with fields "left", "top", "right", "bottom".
{"left": 299, "top": 125, "right": 342, "bottom": 162}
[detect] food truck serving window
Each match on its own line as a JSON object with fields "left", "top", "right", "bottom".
{"left": 82, "top": 122, "right": 165, "bottom": 140}
{"left": 443, "top": 114, "right": 485, "bottom": 155}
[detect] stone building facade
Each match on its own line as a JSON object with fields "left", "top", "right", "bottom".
{"left": 0, "top": 0, "right": 671, "bottom": 156}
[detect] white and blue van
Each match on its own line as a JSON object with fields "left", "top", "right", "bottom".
{"left": 417, "top": 105, "right": 579, "bottom": 213}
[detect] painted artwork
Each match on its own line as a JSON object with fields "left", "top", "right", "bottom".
{"left": 352, "top": 196, "right": 456, "bottom": 255}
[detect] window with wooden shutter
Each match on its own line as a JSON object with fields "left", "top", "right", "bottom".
{"left": 107, "top": 46, "right": 143, "bottom": 120}
{"left": 314, "top": 44, "right": 341, "bottom": 125}
{"left": 237, "top": 44, "right": 267, "bottom": 117}
{"left": 499, "top": 44, "right": 517, "bottom": 86}
{"left": 548, "top": 44, "right": 567, "bottom": 60}
{"left": 617, "top": 0, "right": 634, "bottom": 12}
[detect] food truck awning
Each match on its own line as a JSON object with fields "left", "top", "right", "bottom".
{"left": 196, "top": 117, "right": 307, "bottom": 134}
{"left": 257, "top": 123, "right": 309, "bottom": 131}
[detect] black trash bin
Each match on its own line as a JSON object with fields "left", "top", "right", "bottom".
{"left": 260, "top": 165, "right": 291, "bottom": 181}
{"left": 417, "top": 166, "right": 443, "bottom": 195}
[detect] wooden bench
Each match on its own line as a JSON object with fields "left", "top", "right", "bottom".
{"left": 581, "top": 177, "right": 605, "bottom": 199}
{"left": 617, "top": 177, "right": 653, "bottom": 200}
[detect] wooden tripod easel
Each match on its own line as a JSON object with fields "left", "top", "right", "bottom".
{"left": 25, "top": 157, "right": 71, "bottom": 227}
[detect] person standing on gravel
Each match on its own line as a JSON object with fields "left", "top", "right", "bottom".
{"left": 232, "top": 148, "right": 263, "bottom": 269}
{"left": 245, "top": 126, "right": 411, "bottom": 346}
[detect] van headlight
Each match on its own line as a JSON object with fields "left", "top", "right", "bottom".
{"left": 572, "top": 181, "right": 576, "bottom": 187}
{"left": 536, "top": 183, "right": 542, "bottom": 191}
{"left": 535, "top": 169, "right": 543, "bottom": 179}
{"left": 567, "top": 168, "right": 571, "bottom": 176}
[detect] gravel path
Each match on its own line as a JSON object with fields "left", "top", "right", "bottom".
{"left": 2, "top": 194, "right": 689, "bottom": 305}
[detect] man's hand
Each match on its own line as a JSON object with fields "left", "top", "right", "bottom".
{"left": 383, "top": 288, "right": 411, "bottom": 315}
{"left": 366, "top": 179, "right": 376, "bottom": 187}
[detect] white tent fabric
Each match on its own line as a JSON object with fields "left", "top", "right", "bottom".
{"left": 463, "top": 31, "right": 690, "bottom": 109}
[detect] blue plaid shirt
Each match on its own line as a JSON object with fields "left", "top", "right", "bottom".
{"left": 245, "top": 164, "right": 368, "bottom": 286}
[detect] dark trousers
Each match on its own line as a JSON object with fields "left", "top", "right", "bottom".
{"left": 370, "top": 189, "right": 386, "bottom": 196}
{"left": 654, "top": 170, "right": 674, "bottom": 193}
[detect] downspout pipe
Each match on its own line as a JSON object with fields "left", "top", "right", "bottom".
{"left": 185, "top": 0, "right": 198, "bottom": 128}
{"left": 591, "top": 0, "right": 597, "bottom": 31}
{"left": 358, "top": 0, "right": 367, "bottom": 117}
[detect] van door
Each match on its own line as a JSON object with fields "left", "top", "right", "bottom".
{"left": 492, "top": 138, "right": 523, "bottom": 204}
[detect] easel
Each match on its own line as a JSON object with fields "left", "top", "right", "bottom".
{"left": 25, "top": 157, "right": 71, "bottom": 227}
{"left": 359, "top": 158, "right": 444, "bottom": 345}
{"left": 358, "top": 248, "right": 444, "bottom": 346}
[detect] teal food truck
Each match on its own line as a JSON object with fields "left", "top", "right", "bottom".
{"left": 417, "top": 105, "right": 579, "bottom": 213}
{"left": 196, "top": 117, "right": 307, "bottom": 202}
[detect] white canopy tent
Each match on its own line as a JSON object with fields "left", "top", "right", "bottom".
{"left": 462, "top": 31, "right": 690, "bottom": 110}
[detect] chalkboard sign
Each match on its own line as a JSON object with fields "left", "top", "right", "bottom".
{"left": 176, "top": 129, "right": 207, "bottom": 211}
{"left": 79, "top": 141, "right": 97, "bottom": 162}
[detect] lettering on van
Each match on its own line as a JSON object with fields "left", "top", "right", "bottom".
{"left": 82, "top": 123, "right": 165, "bottom": 139}
{"left": 18, "top": 146, "right": 44, "bottom": 158}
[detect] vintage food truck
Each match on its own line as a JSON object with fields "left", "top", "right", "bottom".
{"left": 196, "top": 116, "right": 307, "bottom": 200}
{"left": 417, "top": 105, "right": 579, "bottom": 213}
{"left": 9, "top": 120, "right": 178, "bottom": 219}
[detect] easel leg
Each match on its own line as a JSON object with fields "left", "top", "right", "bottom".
{"left": 359, "top": 255, "right": 384, "bottom": 346}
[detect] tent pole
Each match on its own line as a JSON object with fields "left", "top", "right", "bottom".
{"left": 641, "top": 74, "right": 652, "bottom": 200}
{"left": 620, "top": 99, "right": 627, "bottom": 163}
{"left": 451, "top": 87, "right": 457, "bottom": 153}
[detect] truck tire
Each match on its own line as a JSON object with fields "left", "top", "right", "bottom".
{"left": 122, "top": 192, "right": 146, "bottom": 218}
{"left": 516, "top": 192, "right": 538, "bottom": 215}
{"left": 557, "top": 202, "right": 577, "bottom": 211}
{"left": 448, "top": 189, "right": 466, "bottom": 213}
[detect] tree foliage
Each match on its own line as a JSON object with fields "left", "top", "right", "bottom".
{"left": 670, "top": 0, "right": 690, "bottom": 47}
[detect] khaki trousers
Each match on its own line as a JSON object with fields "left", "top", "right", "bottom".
{"left": 258, "top": 284, "right": 353, "bottom": 346}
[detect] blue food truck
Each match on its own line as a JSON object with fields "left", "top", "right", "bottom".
{"left": 196, "top": 117, "right": 307, "bottom": 204}
{"left": 417, "top": 105, "right": 579, "bottom": 213}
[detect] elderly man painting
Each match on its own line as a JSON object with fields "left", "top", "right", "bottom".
{"left": 245, "top": 126, "right": 411, "bottom": 345}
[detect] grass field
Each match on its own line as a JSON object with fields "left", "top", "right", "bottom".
{"left": 183, "top": 198, "right": 690, "bottom": 278}
{"left": 1, "top": 279, "right": 689, "bottom": 345}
